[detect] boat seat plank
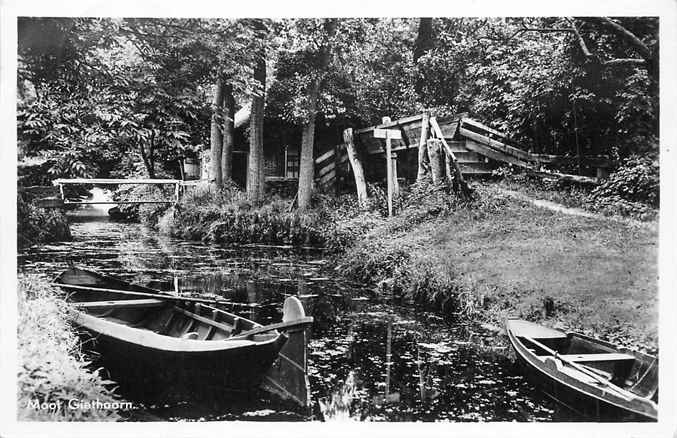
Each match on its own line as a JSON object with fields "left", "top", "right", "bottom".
{"left": 174, "top": 306, "right": 236, "bottom": 335}
{"left": 539, "top": 353, "right": 635, "bottom": 363}
{"left": 74, "top": 298, "right": 167, "bottom": 310}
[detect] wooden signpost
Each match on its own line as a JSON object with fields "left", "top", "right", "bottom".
{"left": 374, "top": 125, "right": 402, "bottom": 217}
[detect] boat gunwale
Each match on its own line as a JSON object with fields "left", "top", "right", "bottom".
{"left": 505, "top": 318, "right": 658, "bottom": 420}
{"left": 56, "top": 267, "right": 284, "bottom": 352}
{"left": 73, "top": 309, "right": 284, "bottom": 353}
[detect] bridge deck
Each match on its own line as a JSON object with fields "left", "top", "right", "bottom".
{"left": 53, "top": 178, "right": 185, "bottom": 185}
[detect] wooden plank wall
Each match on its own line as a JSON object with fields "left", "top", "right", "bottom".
{"left": 314, "top": 146, "right": 349, "bottom": 192}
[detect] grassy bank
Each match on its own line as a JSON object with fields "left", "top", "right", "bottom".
{"left": 17, "top": 194, "right": 72, "bottom": 248}
{"left": 117, "top": 182, "right": 372, "bottom": 248}
{"left": 336, "top": 183, "right": 658, "bottom": 352}
{"left": 17, "top": 274, "right": 126, "bottom": 421}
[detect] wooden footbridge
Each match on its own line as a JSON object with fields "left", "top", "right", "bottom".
{"left": 313, "top": 112, "right": 608, "bottom": 203}
{"left": 353, "top": 113, "right": 609, "bottom": 182}
{"left": 27, "top": 178, "right": 199, "bottom": 208}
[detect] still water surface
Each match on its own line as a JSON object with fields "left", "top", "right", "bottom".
{"left": 18, "top": 215, "right": 571, "bottom": 421}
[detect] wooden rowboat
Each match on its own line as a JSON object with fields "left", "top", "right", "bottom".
{"left": 54, "top": 267, "right": 314, "bottom": 405}
{"left": 506, "top": 319, "right": 658, "bottom": 421}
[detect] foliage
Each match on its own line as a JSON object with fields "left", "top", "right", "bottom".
{"left": 335, "top": 181, "right": 479, "bottom": 307}
{"left": 418, "top": 17, "right": 658, "bottom": 158}
{"left": 589, "top": 155, "right": 659, "bottom": 207}
{"left": 18, "top": 18, "right": 215, "bottom": 179}
{"left": 268, "top": 18, "right": 420, "bottom": 130}
{"left": 114, "top": 185, "right": 175, "bottom": 224}
{"left": 17, "top": 194, "right": 72, "bottom": 248}
{"left": 18, "top": 17, "right": 658, "bottom": 185}
{"left": 17, "top": 274, "right": 124, "bottom": 421}
{"left": 133, "top": 182, "right": 324, "bottom": 245}
{"left": 312, "top": 193, "right": 382, "bottom": 252}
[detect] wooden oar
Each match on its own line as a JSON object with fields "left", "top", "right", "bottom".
{"left": 53, "top": 283, "right": 259, "bottom": 308}
{"left": 229, "top": 317, "right": 314, "bottom": 340}
{"left": 525, "top": 336, "right": 634, "bottom": 400}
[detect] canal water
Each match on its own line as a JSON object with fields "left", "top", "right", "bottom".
{"left": 18, "top": 214, "right": 572, "bottom": 422}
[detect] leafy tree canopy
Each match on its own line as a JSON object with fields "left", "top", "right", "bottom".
{"left": 18, "top": 16, "right": 658, "bottom": 180}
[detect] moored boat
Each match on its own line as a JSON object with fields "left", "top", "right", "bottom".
{"left": 54, "top": 267, "right": 314, "bottom": 405}
{"left": 505, "top": 319, "right": 658, "bottom": 421}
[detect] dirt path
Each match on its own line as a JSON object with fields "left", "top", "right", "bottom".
{"left": 494, "top": 187, "right": 655, "bottom": 230}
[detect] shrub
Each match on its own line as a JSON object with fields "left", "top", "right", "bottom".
{"left": 17, "top": 194, "right": 71, "bottom": 248}
{"left": 589, "top": 155, "right": 659, "bottom": 207}
{"left": 114, "top": 184, "right": 174, "bottom": 225}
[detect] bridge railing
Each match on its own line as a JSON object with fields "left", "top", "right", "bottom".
{"left": 51, "top": 178, "right": 199, "bottom": 205}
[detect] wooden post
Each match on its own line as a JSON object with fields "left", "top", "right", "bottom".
{"left": 284, "top": 145, "right": 289, "bottom": 178}
{"left": 385, "top": 319, "right": 392, "bottom": 398}
{"left": 334, "top": 143, "right": 340, "bottom": 196}
{"left": 417, "top": 113, "right": 430, "bottom": 182}
{"left": 391, "top": 152, "right": 400, "bottom": 197}
{"left": 173, "top": 276, "right": 180, "bottom": 295}
{"left": 426, "top": 139, "right": 444, "bottom": 183}
{"left": 174, "top": 182, "right": 180, "bottom": 203}
{"left": 386, "top": 139, "right": 394, "bottom": 216}
{"left": 377, "top": 116, "right": 400, "bottom": 217}
{"left": 343, "top": 128, "right": 368, "bottom": 207}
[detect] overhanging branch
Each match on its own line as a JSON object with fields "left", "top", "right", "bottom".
{"left": 597, "top": 17, "right": 652, "bottom": 60}
{"left": 602, "top": 58, "right": 646, "bottom": 66}
{"left": 567, "top": 18, "right": 594, "bottom": 59}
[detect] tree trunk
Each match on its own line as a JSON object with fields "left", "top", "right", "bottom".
{"left": 426, "top": 139, "right": 443, "bottom": 183}
{"left": 414, "top": 18, "right": 434, "bottom": 99}
{"left": 247, "top": 56, "right": 266, "bottom": 205}
{"left": 221, "top": 83, "right": 235, "bottom": 183}
{"left": 210, "top": 77, "right": 225, "bottom": 187}
{"left": 297, "top": 80, "right": 320, "bottom": 211}
{"left": 416, "top": 113, "right": 430, "bottom": 182}
{"left": 139, "top": 143, "right": 155, "bottom": 179}
{"left": 296, "top": 19, "right": 337, "bottom": 211}
{"left": 343, "top": 128, "right": 368, "bottom": 207}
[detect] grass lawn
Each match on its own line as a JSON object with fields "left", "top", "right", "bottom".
{"left": 439, "top": 184, "right": 657, "bottom": 350}
{"left": 340, "top": 182, "right": 658, "bottom": 352}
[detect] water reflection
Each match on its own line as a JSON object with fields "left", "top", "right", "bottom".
{"left": 18, "top": 220, "right": 570, "bottom": 422}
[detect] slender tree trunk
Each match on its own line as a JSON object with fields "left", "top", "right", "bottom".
{"left": 296, "top": 19, "right": 337, "bottom": 211}
{"left": 139, "top": 143, "right": 155, "bottom": 179}
{"left": 210, "top": 77, "right": 225, "bottom": 187}
{"left": 414, "top": 18, "right": 434, "bottom": 100}
{"left": 247, "top": 56, "right": 266, "bottom": 205}
{"left": 342, "top": 128, "right": 368, "bottom": 207}
{"left": 297, "top": 80, "right": 320, "bottom": 211}
{"left": 221, "top": 83, "right": 235, "bottom": 183}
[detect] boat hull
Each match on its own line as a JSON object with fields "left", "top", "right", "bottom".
{"left": 512, "top": 350, "right": 654, "bottom": 421}
{"left": 78, "top": 323, "right": 287, "bottom": 402}
{"left": 55, "top": 267, "right": 290, "bottom": 402}
{"left": 506, "top": 319, "right": 657, "bottom": 422}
